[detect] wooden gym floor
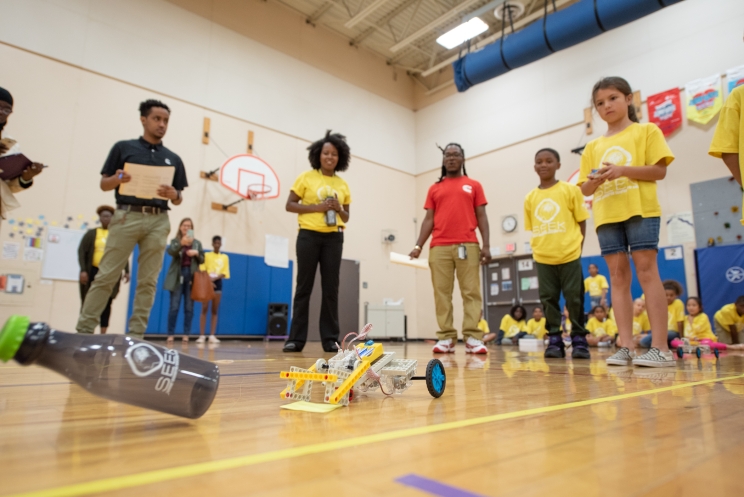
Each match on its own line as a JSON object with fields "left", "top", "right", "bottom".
{"left": 2, "top": 340, "right": 744, "bottom": 497}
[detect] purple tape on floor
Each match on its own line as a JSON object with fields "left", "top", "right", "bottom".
{"left": 395, "top": 474, "right": 489, "bottom": 497}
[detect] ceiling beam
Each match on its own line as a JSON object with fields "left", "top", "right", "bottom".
{"left": 345, "top": 0, "right": 391, "bottom": 28}
{"left": 388, "top": 0, "right": 482, "bottom": 53}
{"left": 349, "top": 0, "right": 421, "bottom": 46}
{"left": 306, "top": 2, "right": 335, "bottom": 25}
{"left": 420, "top": 0, "right": 574, "bottom": 76}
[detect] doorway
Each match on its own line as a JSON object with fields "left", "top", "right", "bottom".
{"left": 482, "top": 255, "right": 541, "bottom": 332}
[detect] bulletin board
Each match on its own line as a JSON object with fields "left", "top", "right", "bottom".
{"left": 41, "top": 227, "right": 86, "bottom": 281}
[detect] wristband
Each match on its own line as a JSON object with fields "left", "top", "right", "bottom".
{"left": 414, "top": 245, "right": 422, "bottom": 251}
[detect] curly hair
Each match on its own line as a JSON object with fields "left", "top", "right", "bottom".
{"left": 662, "top": 279, "right": 683, "bottom": 297}
{"left": 307, "top": 130, "right": 351, "bottom": 173}
{"left": 139, "top": 99, "right": 170, "bottom": 117}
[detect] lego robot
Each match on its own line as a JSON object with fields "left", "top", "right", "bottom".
{"left": 279, "top": 325, "right": 446, "bottom": 406}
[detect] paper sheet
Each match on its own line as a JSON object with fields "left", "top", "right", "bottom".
{"left": 2, "top": 242, "right": 19, "bottom": 260}
{"left": 280, "top": 401, "right": 343, "bottom": 413}
{"left": 390, "top": 252, "right": 429, "bottom": 270}
{"left": 118, "top": 163, "right": 175, "bottom": 199}
{"left": 265, "top": 234, "right": 289, "bottom": 268}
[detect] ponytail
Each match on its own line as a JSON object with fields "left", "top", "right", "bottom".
{"left": 591, "top": 77, "right": 638, "bottom": 123}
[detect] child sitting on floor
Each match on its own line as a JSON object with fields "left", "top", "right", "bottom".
{"left": 672, "top": 297, "right": 744, "bottom": 351}
{"left": 617, "top": 298, "right": 649, "bottom": 348}
{"left": 713, "top": 296, "right": 744, "bottom": 345}
{"left": 526, "top": 307, "right": 547, "bottom": 339}
{"left": 484, "top": 305, "right": 527, "bottom": 345}
{"left": 585, "top": 306, "right": 618, "bottom": 347}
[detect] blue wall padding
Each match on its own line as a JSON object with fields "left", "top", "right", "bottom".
{"left": 596, "top": 0, "right": 662, "bottom": 31}
{"left": 127, "top": 247, "right": 293, "bottom": 336}
{"left": 502, "top": 20, "right": 553, "bottom": 70}
{"left": 545, "top": 0, "right": 604, "bottom": 52}
{"left": 695, "top": 245, "right": 744, "bottom": 325}
{"left": 454, "top": 0, "right": 683, "bottom": 92}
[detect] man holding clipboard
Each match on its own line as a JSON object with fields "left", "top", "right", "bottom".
{"left": 76, "top": 99, "right": 188, "bottom": 338}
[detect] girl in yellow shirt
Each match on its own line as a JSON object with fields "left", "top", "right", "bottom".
{"left": 484, "top": 305, "right": 527, "bottom": 345}
{"left": 617, "top": 298, "right": 650, "bottom": 348}
{"left": 585, "top": 306, "right": 618, "bottom": 347}
{"left": 671, "top": 297, "right": 744, "bottom": 352}
{"left": 525, "top": 307, "right": 547, "bottom": 339}
{"left": 578, "top": 77, "right": 675, "bottom": 368}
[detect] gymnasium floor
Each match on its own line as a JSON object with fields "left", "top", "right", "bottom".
{"left": 2, "top": 340, "right": 744, "bottom": 497}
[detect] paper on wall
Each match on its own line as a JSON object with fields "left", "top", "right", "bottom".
{"left": 502, "top": 268, "right": 510, "bottom": 280}
{"left": 530, "top": 276, "right": 539, "bottom": 290}
{"left": 491, "top": 272, "right": 498, "bottom": 282}
{"left": 490, "top": 283, "right": 499, "bottom": 296}
{"left": 23, "top": 247, "right": 43, "bottom": 262}
{"left": 666, "top": 212, "right": 695, "bottom": 245}
{"left": 518, "top": 259, "right": 533, "bottom": 271}
{"left": 390, "top": 252, "right": 429, "bottom": 270}
{"left": 664, "top": 247, "right": 683, "bottom": 261}
{"left": 264, "top": 234, "right": 289, "bottom": 268}
{"left": 2, "top": 242, "right": 19, "bottom": 260}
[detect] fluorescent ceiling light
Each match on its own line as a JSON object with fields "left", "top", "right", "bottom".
{"left": 436, "top": 18, "right": 489, "bottom": 50}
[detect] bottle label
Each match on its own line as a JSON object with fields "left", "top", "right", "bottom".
{"left": 125, "top": 343, "right": 180, "bottom": 395}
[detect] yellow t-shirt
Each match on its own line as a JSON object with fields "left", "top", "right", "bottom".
{"left": 684, "top": 313, "right": 716, "bottom": 341}
{"left": 291, "top": 169, "right": 352, "bottom": 233}
{"left": 709, "top": 85, "right": 744, "bottom": 224}
{"left": 667, "top": 299, "right": 685, "bottom": 331}
{"left": 633, "top": 312, "right": 650, "bottom": 336}
{"left": 578, "top": 123, "right": 674, "bottom": 228}
{"left": 584, "top": 275, "right": 609, "bottom": 297}
{"left": 92, "top": 228, "right": 108, "bottom": 268}
{"left": 477, "top": 318, "right": 490, "bottom": 335}
{"left": 586, "top": 317, "right": 618, "bottom": 338}
{"left": 714, "top": 303, "right": 744, "bottom": 331}
{"left": 200, "top": 252, "right": 230, "bottom": 279}
{"left": 526, "top": 318, "right": 547, "bottom": 339}
{"left": 523, "top": 181, "right": 590, "bottom": 265}
{"left": 500, "top": 315, "right": 526, "bottom": 338}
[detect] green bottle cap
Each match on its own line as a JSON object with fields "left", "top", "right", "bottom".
{"left": 0, "top": 315, "right": 30, "bottom": 362}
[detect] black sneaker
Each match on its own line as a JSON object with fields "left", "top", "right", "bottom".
{"left": 323, "top": 342, "right": 339, "bottom": 353}
{"left": 571, "top": 335, "right": 591, "bottom": 359}
{"left": 282, "top": 342, "right": 302, "bottom": 353}
{"left": 544, "top": 334, "right": 565, "bottom": 358}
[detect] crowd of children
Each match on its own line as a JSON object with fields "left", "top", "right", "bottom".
{"left": 478, "top": 76, "right": 744, "bottom": 368}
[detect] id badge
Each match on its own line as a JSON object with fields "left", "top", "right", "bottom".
{"left": 457, "top": 244, "right": 467, "bottom": 260}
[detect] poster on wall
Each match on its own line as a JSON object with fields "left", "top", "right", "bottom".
{"left": 685, "top": 74, "right": 723, "bottom": 125}
{"left": 726, "top": 65, "right": 744, "bottom": 94}
{"left": 648, "top": 88, "right": 682, "bottom": 136}
{"left": 666, "top": 212, "right": 695, "bottom": 245}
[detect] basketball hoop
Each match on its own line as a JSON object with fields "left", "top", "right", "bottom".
{"left": 218, "top": 154, "right": 281, "bottom": 212}
{"left": 247, "top": 184, "right": 273, "bottom": 211}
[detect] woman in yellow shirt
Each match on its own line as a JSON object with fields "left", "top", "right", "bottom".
{"left": 197, "top": 235, "right": 230, "bottom": 345}
{"left": 579, "top": 77, "right": 675, "bottom": 368}
{"left": 284, "top": 131, "right": 352, "bottom": 353}
{"left": 585, "top": 306, "right": 618, "bottom": 347}
{"left": 77, "top": 205, "right": 130, "bottom": 334}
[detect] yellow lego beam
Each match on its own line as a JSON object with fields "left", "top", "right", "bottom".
{"left": 279, "top": 371, "right": 338, "bottom": 382}
{"left": 329, "top": 361, "right": 370, "bottom": 405}
{"left": 280, "top": 364, "right": 318, "bottom": 399}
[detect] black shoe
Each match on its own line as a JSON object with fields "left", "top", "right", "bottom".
{"left": 544, "top": 334, "right": 565, "bottom": 358}
{"left": 323, "top": 343, "right": 339, "bottom": 353}
{"left": 283, "top": 342, "right": 302, "bottom": 352}
{"left": 571, "top": 335, "right": 591, "bottom": 359}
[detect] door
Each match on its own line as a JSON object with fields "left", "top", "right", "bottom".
{"left": 307, "top": 259, "right": 360, "bottom": 341}
{"left": 482, "top": 255, "right": 541, "bottom": 333}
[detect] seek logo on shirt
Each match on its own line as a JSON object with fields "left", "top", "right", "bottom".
{"left": 532, "top": 198, "right": 565, "bottom": 237}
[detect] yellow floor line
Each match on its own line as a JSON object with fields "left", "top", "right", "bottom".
{"left": 11, "top": 373, "right": 744, "bottom": 497}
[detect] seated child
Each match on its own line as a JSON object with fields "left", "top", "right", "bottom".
{"left": 585, "top": 306, "right": 617, "bottom": 347}
{"left": 484, "top": 305, "right": 527, "bottom": 345}
{"left": 477, "top": 310, "right": 490, "bottom": 336}
{"left": 640, "top": 280, "right": 684, "bottom": 348}
{"left": 617, "top": 298, "right": 649, "bottom": 348}
{"left": 561, "top": 306, "right": 571, "bottom": 342}
{"left": 672, "top": 297, "right": 744, "bottom": 351}
{"left": 713, "top": 296, "right": 744, "bottom": 345}
{"left": 526, "top": 307, "right": 547, "bottom": 339}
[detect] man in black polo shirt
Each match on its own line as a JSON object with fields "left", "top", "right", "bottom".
{"left": 76, "top": 99, "right": 187, "bottom": 338}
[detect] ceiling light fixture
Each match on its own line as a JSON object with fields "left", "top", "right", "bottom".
{"left": 436, "top": 17, "right": 489, "bottom": 50}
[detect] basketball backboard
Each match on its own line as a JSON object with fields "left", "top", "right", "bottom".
{"left": 219, "top": 154, "right": 280, "bottom": 200}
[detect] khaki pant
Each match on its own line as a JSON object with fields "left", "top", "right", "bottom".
{"left": 714, "top": 319, "right": 744, "bottom": 345}
{"left": 429, "top": 243, "right": 482, "bottom": 341}
{"left": 77, "top": 210, "right": 170, "bottom": 337}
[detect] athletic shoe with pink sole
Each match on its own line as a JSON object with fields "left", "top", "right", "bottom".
{"left": 432, "top": 339, "right": 455, "bottom": 353}
{"left": 465, "top": 337, "right": 488, "bottom": 354}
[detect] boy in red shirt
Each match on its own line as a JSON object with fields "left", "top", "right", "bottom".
{"left": 410, "top": 143, "right": 491, "bottom": 354}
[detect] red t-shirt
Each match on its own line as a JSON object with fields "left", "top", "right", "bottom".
{"left": 424, "top": 176, "right": 487, "bottom": 247}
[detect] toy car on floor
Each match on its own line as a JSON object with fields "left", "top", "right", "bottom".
{"left": 279, "top": 325, "right": 446, "bottom": 406}
{"left": 674, "top": 337, "right": 720, "bottom": 359}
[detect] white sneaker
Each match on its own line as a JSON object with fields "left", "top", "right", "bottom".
{"left": 432, "top": 339, "right": 455, "bottom": 353}
{"left": 633, "top": 347, "right": 675, "bottom": 368}
{"left": 465, "top": 337, "right": 488, "bottom": 354}
{"left": 208, "top": 335, "right": 220, "bottom": 344}
{"left": 195, "top": 335, "right": 206, "bottom": 344}
{"left": 598, "top": 341, "right": 612, "bottom": 347}
{"left": 606, "top": 347, "right": 635, "bottom": 366}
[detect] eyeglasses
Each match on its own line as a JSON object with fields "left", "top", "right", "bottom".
{"left": 444, "top": 153, "right": 463, "bottom": 158}
{"left": 0, "top": 108, "right": 12, "bottom": 116}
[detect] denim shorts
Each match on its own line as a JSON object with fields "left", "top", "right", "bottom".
{"left": 596, "top": 216, "right": 660, "bottom": 256}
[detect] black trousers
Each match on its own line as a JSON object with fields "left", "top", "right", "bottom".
{"left": 80, "top": 266, "right": 113, "bottom": 329}
{"left": 287, "top": 229, "right": 343, "bottom": 348}
{"left": 536, "top": 259, "right": 587, "bottom": 337}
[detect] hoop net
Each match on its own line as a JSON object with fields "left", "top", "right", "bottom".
{"left": 247, "top": 184, "right": 273, "bottom": 211}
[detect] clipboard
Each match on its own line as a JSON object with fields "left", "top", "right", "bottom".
{"left": 119, "top": 163, "right": 176, "bottom": 200}
{"left": 0, "top": 154, "right": 33, "bottom": 181}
